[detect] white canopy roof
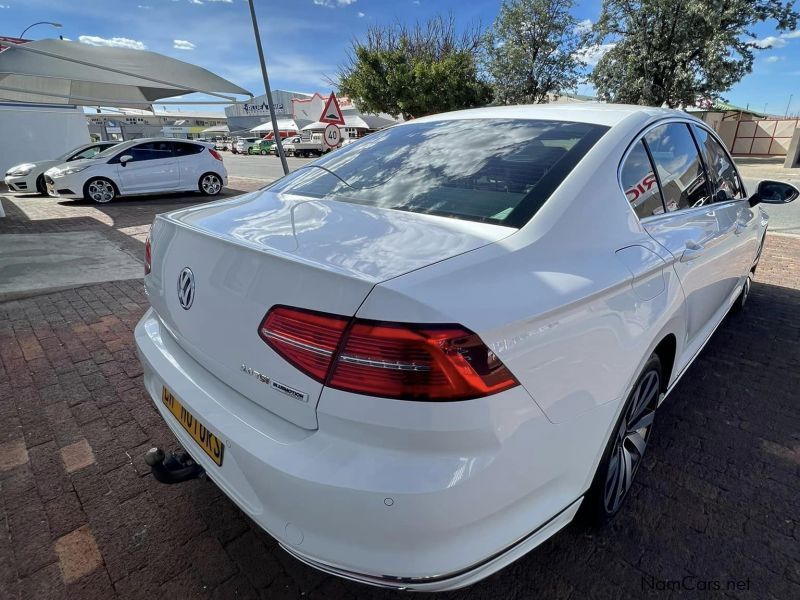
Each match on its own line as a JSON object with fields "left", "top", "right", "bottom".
{"left": 0, "top": 39, "right": 251, "bottom": 107}
{"left": 250, "top": 118, "right": 299, "bottom": 132}
{"left": 201, "top": 124, "right": 229, "bottom": 134}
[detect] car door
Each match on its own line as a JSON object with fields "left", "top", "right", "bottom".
{"left": 115, "top": 141, "right": 179, "bottom": 194}
{"left": 172, "top": 141, "right": 205, "bottom": 190}
{"left": 691, "top": 124, "right": 759, "bottom": 282}
{"left": 628, "top": 121, "right": 739, "bottom": 348}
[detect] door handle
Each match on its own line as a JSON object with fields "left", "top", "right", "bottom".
{"left": 680, "top": 240, "right": 705, "bottom": 263}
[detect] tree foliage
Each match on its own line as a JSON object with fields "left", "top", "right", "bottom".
{"left": 589, "top": 0, "right": 799, "bottom": 107}
{"left": 483, "top": 0, "right": 585, "bottom": 104}
{"left": 336, "top": 15, "right": 492, "bottom": 119}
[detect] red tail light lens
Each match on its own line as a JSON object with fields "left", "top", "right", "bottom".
{"left": 209, "top": 148, "right": 223, "bottom": 161}
{"left": 144, "top": 236, "right": 152, "bottom": 275}
{"left": 258, "top": 306, "right": 349, "bottom": 382}
{"left": 257, "top": 306, "right": 518, "bottom": 401}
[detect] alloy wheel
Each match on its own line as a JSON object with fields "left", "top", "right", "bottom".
{"left": 201, "top": 174, "right": 222, "bottom": 195}
{"left": 87, "top": 179, "right": 115, "bottom": 203}
{"left": 603, "top": 369, "right": 658, "bottom": 514}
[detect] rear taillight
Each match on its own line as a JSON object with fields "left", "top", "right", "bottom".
{"left": 209, "top": 148, "right": 223, "bottom": 161}
{"left": 144, "top": 235, "right": 152, "bottom": 275}
{"left": 258, "top": 306, "right": 518, "bottom": 401}
{"left": 259, "top": 306, "right": 349, "bottom": 382}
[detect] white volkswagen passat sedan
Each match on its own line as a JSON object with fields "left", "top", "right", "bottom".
{"left": 4, "top": 140, "right": 118, "bottom": 194}
{"left": 43, "top": 138, "right": 227, "bottom": 203}
{"left": 134, "top": 105, "right": 798, "bottom": 590}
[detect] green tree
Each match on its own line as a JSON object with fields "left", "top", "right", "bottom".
{"left": 337, "top": 15, "right": 492, "bottom": 119}
{"left": 484, "top": 0, "right": 585, "bottom": 104}
{"left": 589, "top": 0, "right": 799, "bottom": 107}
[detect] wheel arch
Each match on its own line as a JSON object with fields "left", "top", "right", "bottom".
{"left": 651, "top": 333, "right": 677, "bottom": 393}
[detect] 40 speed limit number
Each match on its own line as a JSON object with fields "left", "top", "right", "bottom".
{"left": 323, "top": 124, "right": 341, "bottom": 148}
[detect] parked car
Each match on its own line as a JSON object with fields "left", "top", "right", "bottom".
{"left": 213, "top": 138, "right": 230, "bottom": 151}
{"left": 44, "top": 138, "right": 227, "bottom": 203}
{"left": 251, "top": 139, "right": 274, "bottom": 155}
{"left": 236, "top": 137, "right": 261, "bottom": 155}
{"left": 134, "top": 105, "right": 797, "bottom": 591}
{"left": 4, "top": 141, "right": 119, "bottom": 194}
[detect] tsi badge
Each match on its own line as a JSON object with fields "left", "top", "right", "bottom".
{"left": 240, "top": 364, "right": 309, "bottom": 403}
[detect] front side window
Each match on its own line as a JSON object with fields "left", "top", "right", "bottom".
{"left": 691, "top": 125, "right": 745, "bottom": 201}
{"left": 644, "top": 123, "right": 712, "bottom": 211}
{"left": 270, "top": 119, "right": 608, "bottom": 226}
{"left": 620, "top": 141, "right": 665, "bottom": 219}
{"left": 68, "top": 145, "right": 106, "bottom": 161}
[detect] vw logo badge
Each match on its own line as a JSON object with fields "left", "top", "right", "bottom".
{"left": 177, "top": 267, "right": 195, "bottom": 310}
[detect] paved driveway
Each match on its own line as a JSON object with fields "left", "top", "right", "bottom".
{"left": 1, "top": 185, "right": 799, "bottom": 598}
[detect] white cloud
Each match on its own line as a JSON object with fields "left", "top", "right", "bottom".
{"left": 752, "top": 35, "right": 787, "bottom": 49}
{"left": 764, "top": 55, "right": 784, "bottom": 63}
{"left": 574, "top": 19, "right": 592, "bottom": 36}
{"left": 0, "top": 3, "right": 10, "bottom": 7}
{"left": 314, "top": 0, "right": 357, "bottom": 6}
{"left": 576, "top": 43, "right": 615, "bottom": 66}
{"left": 137, "top": 4, "right": 152, "bottom": 8}
{"left": 173, "top": 39, "right": 196, "bottom": 50}
{"left": 358, "top": 11, "right": 365, "bottom": 17}
{"left": 781, "top": 30, "right": 800, "bottom": 39}
{"left": 189, "top": 0, "right": 203, "bottom": 4}
{"left": 206, "top": 0, "right": 233, "bottom": 2}
{"left": 79, "top": 35, "right": 147, "bottom": 50}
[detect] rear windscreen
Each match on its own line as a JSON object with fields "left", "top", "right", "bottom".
{"left": 270, "top": 118, "right": 608, "bottom": 226}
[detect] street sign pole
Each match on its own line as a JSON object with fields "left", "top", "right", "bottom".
{"left": 248, "top": 0, "right": 289, "bottom": 176}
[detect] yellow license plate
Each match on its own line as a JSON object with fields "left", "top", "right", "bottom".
{"left": 161, "top": 387, "right": 225, "bottom": 466}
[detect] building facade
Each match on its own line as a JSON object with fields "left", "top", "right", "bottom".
{"left": 87, "top": 109, "right": 227, "bottom": 141}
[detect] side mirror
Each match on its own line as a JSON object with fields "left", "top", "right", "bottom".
{"left": 119, "top": 154, "right": 133, "bottom": 166}
{"left": 749, "top": 180, "right": 800, "bottom": 207}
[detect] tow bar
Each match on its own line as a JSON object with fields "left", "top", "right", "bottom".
{"left": 144, "top": 447, "right": 205, "bottom": 484}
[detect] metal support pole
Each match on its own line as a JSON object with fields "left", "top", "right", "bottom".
{"left": 248, "top": 0, "right": 289, "bottom": 176}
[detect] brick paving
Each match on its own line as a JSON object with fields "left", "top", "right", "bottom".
{"left": 0, "top": 192, "right": 798, "bottom": 597}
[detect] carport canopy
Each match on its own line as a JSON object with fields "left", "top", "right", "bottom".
{"left": 0, "top": 38, "right": 251, "bottom": 107}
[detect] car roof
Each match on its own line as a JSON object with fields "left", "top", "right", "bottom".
{"left": 108, "top": 137, "right": 206, "bottom": 150}
{"left": 411, "top": 103, "right": 688, "bottom": 128}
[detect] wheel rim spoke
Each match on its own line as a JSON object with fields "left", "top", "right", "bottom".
{"left": 603, "top": 368, "right": 658, "bottom": 513}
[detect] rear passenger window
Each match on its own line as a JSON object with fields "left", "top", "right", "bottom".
{"left": 173, "top": 142, "right": 204, "bottom": 156}
{"left": 621, "top": 141, "right": 664, "bottom": 219}
{"left": 644, "top": 123, "right": 712, "bottom": 211}
{"left": 691, "top": 125, "right": 745, "bottom": 201}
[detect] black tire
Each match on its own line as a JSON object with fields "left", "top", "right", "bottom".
{"left": 36, "top": 174, "right": 47, "bottom": 195}
{"left": 260, "top": 149, "right": 267, "bottom": 155}
{"left": 580, "top": 354, "right": 661, "bottom": 525}
{"left": 83, "top": 177, "right": 117, "bottom": 203}
{"left": 731, "top": 272, "right": 753, "bottom": 314}
{"left": 199, "top": 172, "right": 223, "bottom": 196}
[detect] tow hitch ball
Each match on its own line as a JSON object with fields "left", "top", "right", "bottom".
{"left": 144, "top": 447, "right": 204, "bottom": 484}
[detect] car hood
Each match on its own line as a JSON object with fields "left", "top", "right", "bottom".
{"left": 7, "top": 159, "right": 58, "bottom": 173}
{"left": 164, "top": 189, "right": 517, "bottom": 283}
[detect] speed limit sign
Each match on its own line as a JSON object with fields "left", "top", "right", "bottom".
{"left": 323, "top": 123, "right": 341, "bottom": 148}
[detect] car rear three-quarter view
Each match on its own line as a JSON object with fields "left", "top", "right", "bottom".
{"left": 134, "top": 104, "right": 796, "bottom": 590}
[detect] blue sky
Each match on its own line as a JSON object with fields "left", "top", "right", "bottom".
{"left": 1, "top": 0, "right": 798, "bottom": 116}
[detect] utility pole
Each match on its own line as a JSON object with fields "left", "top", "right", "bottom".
{"left": 247, "top": 0, "right": 289, "bottom": 176}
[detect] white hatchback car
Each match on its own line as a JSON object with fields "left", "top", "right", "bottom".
{"left": 44, "top": 138, "right": 227, "bottom": 203}
{"left": 134, "top": 105, "right": 797, "bottom": 591}
{"left": 4, "top": 141, "right": 118, "bottom": 194}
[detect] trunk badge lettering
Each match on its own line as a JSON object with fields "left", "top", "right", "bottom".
{"left": 240, "top": 364, "right": 309, "bottom": 403}
{"left": 177, "top": 267, "right": 195, "bottom": 310}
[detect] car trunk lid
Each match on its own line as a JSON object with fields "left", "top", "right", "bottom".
{"left": 145, "top": 190, "right": 515, "bottom": 429}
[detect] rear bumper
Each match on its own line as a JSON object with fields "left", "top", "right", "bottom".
{"left": 134, "top": 308, "right": 585, "bottom": 590}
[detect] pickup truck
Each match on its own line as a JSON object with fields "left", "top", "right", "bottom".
{"left": 283, "top": 133, "right": 335, "bottom": 157}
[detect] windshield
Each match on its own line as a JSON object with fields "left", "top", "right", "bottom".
{"left": 270, "top": 119, "right": 607, "bottom": 226}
